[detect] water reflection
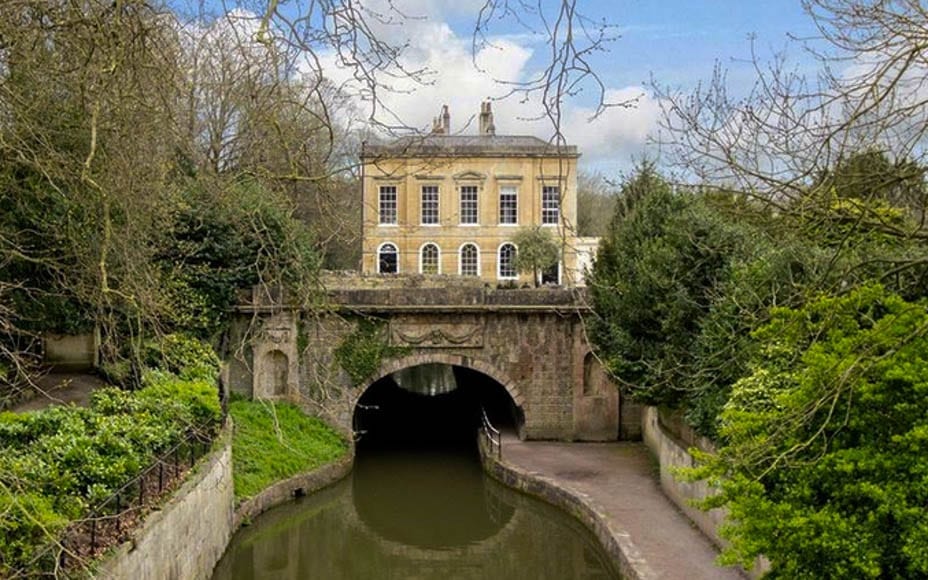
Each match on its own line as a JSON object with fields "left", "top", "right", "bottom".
{"left": 213, "top": 449, "right": 619, "bottom": 580}
{"left": 353, "top": 447, "right": 513, "bottom": 548}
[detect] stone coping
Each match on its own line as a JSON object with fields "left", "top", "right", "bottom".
{"left": 478, "top": 438, "right": 652, "bottom": 580}
{"left": 236, "top": 281, "right": 590, "bottom": 311}
{"left": 232, "top": 450, "right": 355, "bottom": 530}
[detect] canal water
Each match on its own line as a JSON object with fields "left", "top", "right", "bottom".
{"left": 213, "top": 444, "right": 620, "bottom": 580}
{"left": 214, "top": 367, "right": 620, "bottom": 579}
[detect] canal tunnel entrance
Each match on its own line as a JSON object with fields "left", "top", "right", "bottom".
{"left": 351, "top": 363, "right": 520, "bottom": 547}
{"left": 353, "top": 363, "right": 521, "bottom": 450}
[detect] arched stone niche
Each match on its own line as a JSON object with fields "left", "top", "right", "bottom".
{"left": 573, "top": 351, "right": 619, "bottom": 441}
{"left": 583, "top": 352, "right": 604, "bottom": 396}
{"left": 252, "top": 312, "right": 300, "bottom": 400}
{"left": 265, "top": 350, "right": 289, "bottom": 397}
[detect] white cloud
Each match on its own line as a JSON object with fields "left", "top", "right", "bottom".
{"left": 562, "top": 87, "right": 664, "bottom": 169}
{"left": 313, "top": 6, "right": 661, "bottom": 173}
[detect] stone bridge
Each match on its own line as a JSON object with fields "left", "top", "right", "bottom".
{"left": 225, "top": 280, "right": 641, "bottom": 441}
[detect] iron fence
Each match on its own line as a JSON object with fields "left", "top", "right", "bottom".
{"left": 28, "top": 426, "right": 219, "bottom": 575}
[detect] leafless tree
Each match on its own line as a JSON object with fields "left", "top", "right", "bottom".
{"left": 656, "top": 0, "right": 928, "bottom": 232}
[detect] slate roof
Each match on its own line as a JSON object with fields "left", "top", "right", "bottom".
{"left": 361, "top": 134, "right": 579, "bottom": 159}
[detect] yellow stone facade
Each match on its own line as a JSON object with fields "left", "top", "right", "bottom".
{"left": 360, "top": 107, "right": 581, "bottom": 286}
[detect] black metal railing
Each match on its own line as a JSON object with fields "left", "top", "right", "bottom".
{"left": 481, "top": 407, "right": 502, "bottom": 460}
{"left": 50, "top": 427, "right": 217, "bottom": 573}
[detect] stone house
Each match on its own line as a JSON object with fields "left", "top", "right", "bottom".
{"left": 360, "top": 102, "right": 581, "bottom": 286}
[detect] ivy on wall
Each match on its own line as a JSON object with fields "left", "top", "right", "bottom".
{"left": 334, "top": 317, "right": 410, "bottom": 385}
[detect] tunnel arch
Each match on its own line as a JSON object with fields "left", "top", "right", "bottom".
{"left": 363, "top": 353, "right": 525, "bottom": 410}
{"left": 352, "top": 353, "right": 526, "bottom": 445}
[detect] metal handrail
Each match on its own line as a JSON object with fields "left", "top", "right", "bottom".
{"left": 481, "top": 407, "right": 502, "bottom": 460}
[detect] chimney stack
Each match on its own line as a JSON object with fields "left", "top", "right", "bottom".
{"left": 479, "top": 101, "right": 496, "bottom": 136}
{"left": 432, "top": 104, "right": 451, "bottom": 134}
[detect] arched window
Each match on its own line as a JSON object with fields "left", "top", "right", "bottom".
{"left": 459, "top": 243, "right": 479, "bottom": 276}
{"left": 420, "top": 243, "right": 440, "bottom": 274}
{"left": 378, "top": 242, "right": 398, "bottom": 274}
{"left": 498, "top": 243, "right": 517, "bottom": 279}
{"left": 541, "top": 260, "right": 561, "bottom": 285}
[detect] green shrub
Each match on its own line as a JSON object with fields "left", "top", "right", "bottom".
{"left": 142, "top": 333, "right": 220, "bottom": 382}
{"left": 0, "top": 490, "right": 68, "bottom": 575}
{"left": 681, "top": 240, "right": 830, "bottom": 437}
{"left": 98, "top": 359, "right": 133, "bottom": 386}
{"left": 139, "top": 374, "right": 221, "bottom": 428}
{"left": 685, "top": 285, "right": 928, "bottom": 577}
{"left": 0, "top": 378, "right": 223, "bottom": 575}
{"left": 589, "top": 180, "right": 752, "bottom": 408}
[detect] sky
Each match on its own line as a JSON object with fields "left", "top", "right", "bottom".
{"left": 182, "top": 0, "right": 825, "bottom": 176}
{"left": 312, "top": 0, "right": 823, "bottom": 176}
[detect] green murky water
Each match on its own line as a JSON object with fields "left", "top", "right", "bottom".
{"left": 213, "top": 446, "right": 619, "bottom": 580}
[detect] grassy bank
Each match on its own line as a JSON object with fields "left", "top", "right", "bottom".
{"left": 228, "top": 399, "right": 348, "bottom": 502}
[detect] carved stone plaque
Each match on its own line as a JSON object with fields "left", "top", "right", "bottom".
{"left": 390, "top": 322, "right": 484, "bottom": 348}
{"left": 262, "top": 328, "right": 291, "bottom": 345}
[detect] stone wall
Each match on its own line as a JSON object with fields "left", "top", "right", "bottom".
{"left": 229, "top": 286, "right": 637, "bottom": 442}
{"left": 43, "top": 332, "right": 97, "bottom": 370}
{"left": 304, "top": 313, "right": 613, "bottom": 440}
{"left": 98, "top": 424, "right": 234, "bottom": 580}
{"left": 641, "top": 407, "right": 725, "bottom": 544}
{"left": 642, "top": 406, "right": 766, "bottom": 578}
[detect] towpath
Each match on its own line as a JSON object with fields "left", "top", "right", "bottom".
{"left": 497, "top": 434, "right": 745, "bottom": 579}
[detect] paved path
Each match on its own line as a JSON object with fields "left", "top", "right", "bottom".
{"left": 11, "top": 372, "right": 104, "bottom": 413}
{"left": 498, "top": 434, "right": 744, "bottom": 579}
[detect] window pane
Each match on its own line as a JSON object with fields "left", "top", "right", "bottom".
{"left": 460, "top": 244, "right": 479, "bottom": 276}
{"left": 541, "top": 261, "right": 559, "bottom": 285}
{"left": 499, "top": 186, "right": 517, "bottom": 225}
{"left": 460, "top": 185, "right": 478, "bottom": 224}
{"left": 421, "top": 185, "right": 439, "bottom": 224}
{"left": 498, "top": 243, "right": 517, "bottom": 278}
{"left": 542, "top": 185, "right": 559, "bottom": 225}
{"left": 379, "top": 186, "right": 397, "bottom": 225}
{"left": 379, "top": 243, "right": 398, "bottom": 273}
{"left": 421, "top": 243, "right": 439, "bottom": 274}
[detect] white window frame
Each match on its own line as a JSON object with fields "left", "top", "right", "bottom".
{"left": 459, "top": 185, "right": 479, "bottom": 226}
{"left": 379, "top": 185, "right": 398, "bottom": 226}
{"left": 458, "top": 242, "right": 480, "bottom": 276}
{"left": 541, "top": 185, "right": 560, "bottom": 226}
{"left": 499, "top": 186, "right": 518, "bottom": 226}
{"left": 419, "top": 242, "right": 441, "bottom": 275}
{"left": 376, "top": 242, "right": 399, "bottom": 274}
{"left": 497, "top": 242, "right": 518, "bottom": 280}
{"left": 420, "top": 185, "right": 440, "bottom": 226}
